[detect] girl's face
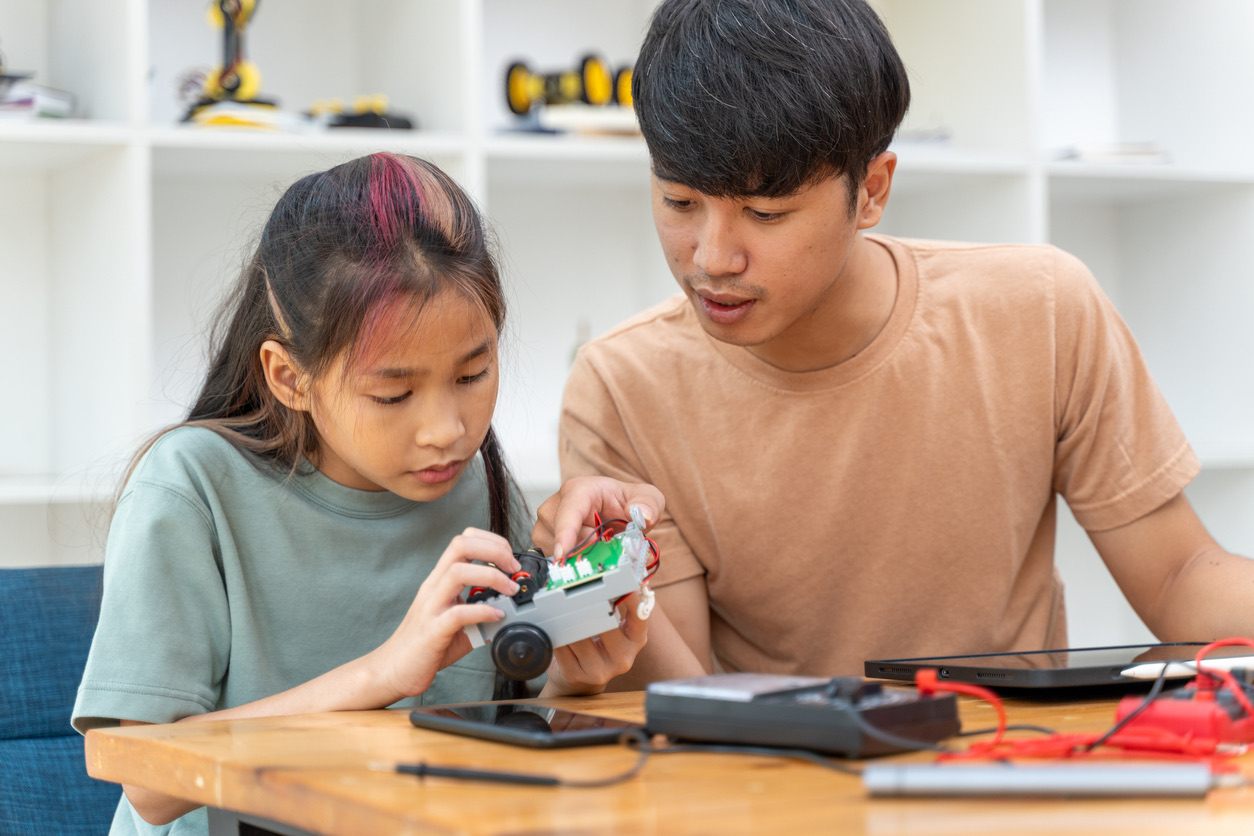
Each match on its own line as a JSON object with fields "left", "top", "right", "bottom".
{"left": 308, "top": 290, "right": 500, "bottom": 502}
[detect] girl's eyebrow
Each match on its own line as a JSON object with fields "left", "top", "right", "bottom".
{"left": 369, "top": 341, "right": 492, "bottom": 379}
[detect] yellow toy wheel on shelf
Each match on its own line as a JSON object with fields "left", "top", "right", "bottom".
{"left": 614, "top": 66, "right": 633, "bottom": 107}
{"left": 580, "top": 54, "right": 613, "bottom": 106}
{"left": 505, "top": 61, "right": 538, "bottom": 115}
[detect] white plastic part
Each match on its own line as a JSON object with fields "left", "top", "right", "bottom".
{"left": 620, "top": 505, "right": 651, "bottom": 583}
{"left": 636, "top": 586, "right": 656, "bottom": 621}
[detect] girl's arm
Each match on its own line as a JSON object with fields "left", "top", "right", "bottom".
{"left": 122, "top": 528, "right": 524, "bottom": 826}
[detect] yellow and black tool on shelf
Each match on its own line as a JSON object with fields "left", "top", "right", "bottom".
{"left": 307, "top": 94, "right": 415, "bottom": 130}
{"left": 504, "top": 54, "right": 631, "bottom": 116}
{"left": 182, "top": 0, "right": 278, "bottom": 126}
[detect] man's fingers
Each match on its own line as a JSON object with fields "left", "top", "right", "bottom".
{"left": 553, "top": 645, "right": 589, "bottom": 678}
{"left": 549, "top": 482, "right": 602, "bottom": 560}
{"left": 549, "top": 480, "right": 663, "bottom": 560}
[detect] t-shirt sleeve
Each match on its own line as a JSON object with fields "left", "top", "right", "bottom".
{"left": 1051, "top": 247, "right": 1200, "bottom": 532}
{"left": 72, "top": 479, "right": 231, "bottom": 733}
{"left": 560, "top": 349, "right": 705, "bottom": 587}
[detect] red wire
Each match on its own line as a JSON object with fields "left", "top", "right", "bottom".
{"left": 1194, "top": 637, "right": 1254, "bottom": 717}
{"left": 915, "top": 669, "right": 1007, "bottom": 746}
{"left": 565, "top": 519, "right": 663, "bottom": 605}
{"left": 914, "top": 636, "right": 1254, "bottom": 768}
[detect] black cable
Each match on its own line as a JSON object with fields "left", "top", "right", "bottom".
{"left": 391, "top": 729, "right": 867, "bottom": 788}
{"left": 392, "top": 730, "right": 650, "bottom": 789}
{"left": 641, "top": 738, "right": 864, "bottom": 776}
{"left": 1086, "top": 661, "right": 1172, "bottom": 751}
{"left": 957, "top": 723, "right": 1057, "bottom": 737}
{"left": 849, "top": 712, "right": 955, "bottom": 754}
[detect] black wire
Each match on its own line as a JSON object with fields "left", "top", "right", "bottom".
{"left": 958, "top": 724, "right": 1057, "bottom": 737}
{"left": 1085, "top": 661, "right": 1172, "bottom": 751}
{"left": 555, "top": 730, "right": 654, "bottom": 787}
{"left": 639, "top": 737, "right": 864, "bottom": 776}
{"left": 566, "top": 730, "right": 868, "bottom": 784}
{"left": 390, "top": 729, "right": 865, "bottom": 789}
{"left": 563, "top": 518, "right": 625, "bottom": 560}
{"left": 850, "top": 712, "right": 955, "bottom": 754}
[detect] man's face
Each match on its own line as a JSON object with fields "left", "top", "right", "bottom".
{"left": 307, "top": 290, "right": 500, "bottom": 502}
{"left": 650, "top": 172, "right": 866, "bottom": 355}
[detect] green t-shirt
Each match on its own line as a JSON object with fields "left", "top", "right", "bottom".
{"left": 73, "top": 426, "right": 515, "bottom": 835}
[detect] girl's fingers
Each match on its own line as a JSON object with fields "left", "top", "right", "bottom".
{"left": 443, "top": 602, "right": 508, "bottom": 628}
{"left": 435, "top": 530, "right": 520, "bottom": 574}
{"left": 441, "top": 562, "right": 520, "bottom": 599}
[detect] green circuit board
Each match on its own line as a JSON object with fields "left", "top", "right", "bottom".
{"left": 544, "top": 538, "right": 623, "bottom": 591}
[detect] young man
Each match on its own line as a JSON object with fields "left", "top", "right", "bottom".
{"left": 537, "top": 0, "right": 1254, "bottom": 681}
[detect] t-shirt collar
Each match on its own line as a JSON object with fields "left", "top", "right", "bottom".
{"left": 706, "top": 233, "right": 919, "bottom": 393}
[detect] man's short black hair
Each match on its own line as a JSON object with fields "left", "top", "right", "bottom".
{"left": 633, "top": 0, "right": 910, "bottom": 200}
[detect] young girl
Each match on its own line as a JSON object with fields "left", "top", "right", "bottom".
{"left": 71, "top": 153, "right": 660, "bottom": 833}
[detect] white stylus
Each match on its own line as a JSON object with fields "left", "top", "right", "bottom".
{"left": 1119, "top": 656, "right": 1254, "bottom": 680}
{"left": 862, "top": 763, "right": 1236, "bottom": 797}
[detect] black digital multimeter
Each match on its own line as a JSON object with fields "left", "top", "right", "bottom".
{"left": 644, "top": 673, "right": 960, "bottom": 758}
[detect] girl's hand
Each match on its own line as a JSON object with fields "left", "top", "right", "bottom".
{"left": 368, "top": 528, "right": 521, "bottom": 701}
{"left": 532, "top": 476, "right": 665, "bottom": 560}
{"left": 541, "top": 592, "right": 650, "bottom": 697}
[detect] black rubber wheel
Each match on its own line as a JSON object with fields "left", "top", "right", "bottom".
{"left": 491, "top": 623, "right": 553, "bottom": 681}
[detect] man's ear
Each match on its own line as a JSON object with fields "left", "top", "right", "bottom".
{"left": 259, "top": 339, "right": 310, "bottom": 412}
{"left": 856, "top": 151, "right": 897, "bottom": 230}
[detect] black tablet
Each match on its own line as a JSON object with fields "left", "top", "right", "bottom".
{"left": 409, "top": 701, "right": 642, "bottom": 748}
{"left": 864, "top": 642, "right": 1254, "bottom": 689}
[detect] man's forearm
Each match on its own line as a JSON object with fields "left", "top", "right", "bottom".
{"left": 1150, "top": 545, "right": 1254, "bottom": 640}
{"left": 607, "top": 606, "right": 709, "bottom": 691}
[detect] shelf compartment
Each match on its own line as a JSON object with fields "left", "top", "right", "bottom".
{"left": 0, "top": 145, "right": 148, "bottom": 483}
{"left": 485, "top": 175, "right": 671, "bottom": 491}
{"left": 1048, "top": 163, "right": 1254, "bottom": 203}
{"left": 481, "top": 0, "right": 653, "bottom": 134}
{"left": 147, "top": 0, "right": 467, "bottom": 132}
{"left": 873, "top": 0, "right": 1034, "bottom": 155}
{"left": 880, "top": 171, "right": 1039, "bottom": 243}
{"left": 0, "top": 0, "right": 136, "bottom": 121}
{"left": 1049, "top": 184, "right": 1254, "bottom": 464}
{"left": 1043, "top": 0, "right": 1254, "bottom": 174}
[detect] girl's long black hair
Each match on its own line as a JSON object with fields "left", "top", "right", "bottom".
{"left": 123, "top": 153, "right": 518, "bottom": 538}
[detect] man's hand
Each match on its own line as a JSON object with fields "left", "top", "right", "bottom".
{"left": 532, "top": 476, "right": 664, "bottom": 560}
{"left": 540, "top": 593, "right": 649, "bottom": 696}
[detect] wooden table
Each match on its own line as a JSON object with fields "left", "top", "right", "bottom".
{"left": 86, "top": 691, "right": 1254, "bottom": 835}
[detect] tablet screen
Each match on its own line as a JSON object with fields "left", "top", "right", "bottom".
{"left": 895, "top": 643, "right": 1253, "bottom": 669}
{"left": 865, "top": 642, "right": 1254, "bottom": 688}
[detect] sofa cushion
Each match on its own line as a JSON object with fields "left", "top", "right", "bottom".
{"left": 0, "top": 565, "right": 104, "bottom": 739}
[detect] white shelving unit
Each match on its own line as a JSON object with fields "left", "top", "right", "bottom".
{"left": 3, "top": 0, "right": 1251, "bottom": 646}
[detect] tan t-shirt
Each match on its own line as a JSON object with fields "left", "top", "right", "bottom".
{"left": 559, "top": 234, "right": 1199, "bottom": 676}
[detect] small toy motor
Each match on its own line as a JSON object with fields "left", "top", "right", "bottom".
{"left": 464, "top": 509, "right": 658, "bottom": 681}
{"left": 504, "top": 54, "right": 633, "bottom": 116}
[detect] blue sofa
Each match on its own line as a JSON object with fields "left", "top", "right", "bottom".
{"left": 0, "top": 565, "right": 121, "bottom": 834}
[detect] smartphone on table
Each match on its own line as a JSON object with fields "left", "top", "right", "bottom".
{"left": 409, "top": 701, "right": 642, "bottom": 748}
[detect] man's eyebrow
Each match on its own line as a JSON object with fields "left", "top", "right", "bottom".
{"left": 367, "top": 341, "right": 492, "bottom": 379}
